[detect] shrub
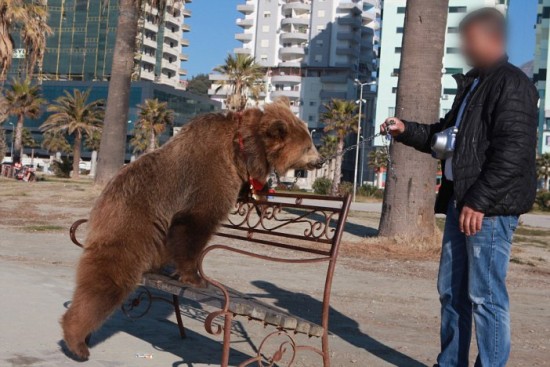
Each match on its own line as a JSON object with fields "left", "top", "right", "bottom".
{"left": 535, "top": 190, "right": 550, "bottom": 211}
{"left": 358, "top": 184, "right": 384, "bottom": 199}
{"left": 51, "top": 157, "right": 73, "bottom": 178}
{"left": 312, "top": 177, "right": 332, "bottom": 195}
{"left": 338, "top": 181, "right": 354, "bottom": 196}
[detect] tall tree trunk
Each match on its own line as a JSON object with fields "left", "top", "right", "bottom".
{"left": 13, "top": 114, "right": 24, "bottom": 162}
{"left": 147, "top": 129, "right": 155, "bottom": 153}
{"left": 72, "top": 133, "right": 82, "bottom": 179}
{"left": 331, "top": 139, "right": 344, "bottom": 196}
{"left": 95, "top": 0, "right": 140, "bottom": 185}
{"left": 379, "top": 0, "right": 449, "bottom": 240}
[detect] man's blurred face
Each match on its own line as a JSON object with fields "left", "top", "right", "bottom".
{"left": 460, "top": 23, "right": 502, "bottom": 68}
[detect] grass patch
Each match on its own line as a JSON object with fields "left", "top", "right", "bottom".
{"left": 510, "top": 256, "right": 536, "bottom": 267}
{"left": 515, "top": 226, "right": 550, "bottom": 237}
{"left": 23, "top": 225, "right": 64, "bottom": 232}
{"left": 0, "top": 192, "right": 28, "bottom": 197}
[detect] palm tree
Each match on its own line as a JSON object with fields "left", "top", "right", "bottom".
{"left": 367, "top": 148, "right": 389, "bottom": 173}
{"left": 378, "top": 0, "right": 449, "bottom": 240}
{"left": 42, "top": 130, "right": 72, "bottom": 165}
{"left": 40, "top": 89, "right": 104, "bottom": 179}
{"left": 213, "top": 53, "right": 265, "bottom": 111}
{"left": 21, "top": 127, "right": 38, "bottom": 163}
{"left": 537, "top": 153, "right": 550, "bottom": 190}
{"left": 132, "top": 98, "right": 174, "bottom": 153}
{"left": 95, "top": 0, "right": 174, "bottom": 185}
{"left": 5, "top": 78, "right": 45, "bottom": 162}
{"left": 321, "top": 99, "right": 358, "bottom": 195}
{"left": 0, "top": 0, "right": 51, "bottom": 80}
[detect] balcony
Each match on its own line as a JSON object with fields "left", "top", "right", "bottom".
{"left": 271, "top": 89, "right": 301, "bottom": 100}
{"left": 237, "top": 3, "right": 254, "bottom": 14}
{"left": 161, "top": 58, "right": 178, "bottom": 71}
{"left": 280, "top": 32, "right": 308, "bottom": 42}
{"left": 140, "top": 69, "right": 155, "bottom": 81}
{"left": 182, "top": 8, "right": 191, "bottom": 17}
{"left": 235, "top": 33, "right": 252, "bottom": 42}
{"left": 143, "top": 37, "right": 157, "bottom": 49}
{"left": 180, "top": 38, "right": 190, "bottom": 46}
{"left": 140, "top": 53, "right": 156, "bottom": 65}
{"left": 337, "top": 32, "right": 360, "bottom": 44}
{"left": 178, "top": 68, "right": 187, "bottom": 76}
{"left": 271, "top": 74, "right": 302, "bottom": 84}
{"left": 179, "top": 53, "right": 189, "bottom": 61}
{"left": 279, "top": 60, "right": 302, "bottom": 68}
{"left": 281, "top": 17, "right": 310, "bottom": 26}
{"left": 208, "top": 87, "right": 229, "bottom": 96}
{"left": 181, "top": 23, "right": 191, "bottom": 32}
{"left": 165, "top": 12, "right": 181, "bottom": 26}
{"left": 163, "top": 46, "right": 179, "bottom": 59}
{"left": 337, "top": 16, "right": 361, "bottom": 27}
{"left": 280, "top": 46, "right": 305, "bottom": 58}
{"left": 320, "top": 74, "right": 348, "bottom": 84}
{"left": 337, "top": 2, "right": 362, "bottom": 14}
{"left": 362, "top": 11, "right": 375, "bottom": 23}
{"left": 234, "top": 47, "right": 252, "bottom": 55}
{"left": 282, "top": 1, "right": 310, "bottom": 13}
{"left": 236, "top": 18, "right": 254, "bottom": 28}
{"left": 209, "top": 74, "right": 229, "bottom": 82}
{"left": 163, "top": 28, "right": 180, "bottom": 42}
{"left": 336, "top": 47, "right": 359, "bottom": 58}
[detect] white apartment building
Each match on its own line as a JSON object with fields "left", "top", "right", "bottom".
{"left": 535, "top": 0, "right": 550, "bottom": 154}
{"left": 210, "top": 0, "right": 380, "bottom": 126}
{"left": 374, "top": 0, "right": 508, "bottom": 146}
{"left": 137, "top": 1, "right": 192, "bottom": 89}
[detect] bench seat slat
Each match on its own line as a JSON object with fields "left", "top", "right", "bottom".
{"left": 141, "top": 273, "right": 324, "bottom": 338}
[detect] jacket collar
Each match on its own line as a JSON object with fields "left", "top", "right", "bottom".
{"left": 452, "top": 55, "right": 508, "bottom": 90}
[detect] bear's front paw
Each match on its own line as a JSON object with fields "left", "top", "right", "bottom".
{"left": 179, "top": 271, "right": 208, "bottom": 288}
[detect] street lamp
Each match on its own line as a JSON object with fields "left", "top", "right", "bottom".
{"left": 353, "top": 79, "right": 376, "bottom": 201}
{"left": 310, "top": 129, "right": 316, "bottom": 137}
{"left": 8, "top": 122, "right": 14, "bottom": 161}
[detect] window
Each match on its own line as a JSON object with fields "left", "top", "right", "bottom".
{"left": 392, "top": 87, "right": 398, "bottom": 94}
{"left": 396, "top": 27, "right": 404, "bottom": 33}
{"left": 443, "top": 88, "right": 457, "bottom": 95}
{"left": 314, "top": 54, "right": 323, "bottom": 62}
{"left": 446, "top": 47, "right": 459, "bottom": 54}
{"left": 449, "top": 6, "right": 467, "bottom": 13}
{"left": 262, "top": 25, "right": 270, "bottom": 33}
{"left": 309, "top": 101, "right": 316, "bottom": 106}
{"left": 448, "top": 26, "right": 459, "bottom": 34}
{"left": 318, "top": 10, "right": 325, "bottom": 17}
{"left": 260, "top": 39, "right": 269, "bottom": 47}
{"left": 260, "top": 55, "right": 268, "bottom": 62}
{"left": 445, "top": 67, "right": 463, "bottom": 74}
{"left": 391, "top": 68, "right": 400, "bottom": 76}
{"left": 263, "top": 11, "right": 271, "bottom": 18}
{"left": 543, "top": 7, "right": 550, "bottom": 18}
{"left": 316, "top": 39, "right": 324, "bottom": 47}
{"left": 317, "top": 25, "right": 326, "bottom": 32}
{"left": 395, "top": 47, "right": 402, "bottom": 53}
{"left": 397, "top": 7, "right": 406, "bottom": 14}
{"left": 308, "top": 115, "right": 314, "bottom": 121}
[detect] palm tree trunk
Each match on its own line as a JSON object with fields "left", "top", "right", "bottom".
{"left": 147, "top": 130, "right": 155, "bottom": 153}
{"left": 379, "top": 0, "right": 449, "bottom": 240}
{"left": 95, "top": 0, "right": 140, "bottom": 185}
{"left": 331, "top": 139, "right": 344, "bottom": 196}
{"left": 14, "top": 114, "right": 24, "bottom": 163}
{"left": 72, "top": 133, "right": 82, "bottom": 179}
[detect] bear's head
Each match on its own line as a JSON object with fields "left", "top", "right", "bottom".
{"left": 259, "top": 98, "right": 323, "bottom": 175}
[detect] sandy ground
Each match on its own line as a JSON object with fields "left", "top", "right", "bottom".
{"left": 0, "top": 178, "right": 549, "bottom": 367}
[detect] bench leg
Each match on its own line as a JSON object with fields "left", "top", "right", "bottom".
{"left": 322, "top": 332, "right": 331, "bottom": 367}
{"left": 221, "top": 312, "right": 233, "bottom": 367}
{"left": 172, "top": 295, "right": 186, "bottom": 339}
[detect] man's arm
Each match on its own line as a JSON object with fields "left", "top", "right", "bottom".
{"left": 462, "top": 74, "right": 538, "bottom": 213}
{"left": 381, "top": 117, "right": 446, "bottom": 154}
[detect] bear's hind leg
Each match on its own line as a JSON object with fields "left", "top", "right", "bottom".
{"left": 166, "top": 212, "right": 218, "bottom": 286}
{"left": 62, "top": 251, "right": 139, "bottom": 360}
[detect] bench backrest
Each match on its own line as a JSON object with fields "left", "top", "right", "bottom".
{"left": 216, "top": 192, "right": 351, "bottom": 259}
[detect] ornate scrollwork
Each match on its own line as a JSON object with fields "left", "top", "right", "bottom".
{"left": 121, "top": 287, "right": 153, "bottom": 319}
{"left": 238, "top": 331, "right": 297, "bottom": 367}
{"left": 225, "top": 199, "right": 340, "bottom": 242}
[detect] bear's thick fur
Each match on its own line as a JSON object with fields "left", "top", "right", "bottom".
{"left": 61, "top": 99, "right": 322, "bottom": 360}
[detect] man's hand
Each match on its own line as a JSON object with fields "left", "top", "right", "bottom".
{"left": 380, "top": 117, "right": 406, "bottom": 137}
{"left": 459, "top": 205, "right": 485, "bottom": 236}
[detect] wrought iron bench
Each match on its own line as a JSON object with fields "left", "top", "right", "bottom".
{"left": 69, "top": 192, "right": 351, "bottom": 367}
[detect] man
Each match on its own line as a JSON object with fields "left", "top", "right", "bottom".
{"left": 381, "top": 8, "right": 538, "bottom": 367}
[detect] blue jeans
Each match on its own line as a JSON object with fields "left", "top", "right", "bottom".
{"left": 436, "top": 200, "right": 518, "bottom": 367}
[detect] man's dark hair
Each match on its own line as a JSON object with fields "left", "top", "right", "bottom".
{"left": 459, "top": 7, "right": 507, "bottom": 39}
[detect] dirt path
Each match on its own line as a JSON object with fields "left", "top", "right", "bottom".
{"left": 0, "top": 178, "right": 548, "bottom": 367}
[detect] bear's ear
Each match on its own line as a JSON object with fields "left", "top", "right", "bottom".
{"left": 273, "top": 96, "right": 291, "bottom": 108}
{"left": 266, "top": 120, "right": 288, "bottom": 140}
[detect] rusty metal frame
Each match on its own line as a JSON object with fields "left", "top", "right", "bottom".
{"left": 68, "top": 192, "right": 352, "bottom": 367}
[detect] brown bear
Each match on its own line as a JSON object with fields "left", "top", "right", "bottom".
{"left": 61, "top": 98, "right": 323, "bottom": 360}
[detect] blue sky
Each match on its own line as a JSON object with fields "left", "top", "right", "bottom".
{"left": 184, "top": 0, "right": 538, "bottom": 78}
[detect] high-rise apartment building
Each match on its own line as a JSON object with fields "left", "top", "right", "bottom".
{"left": 9, "top": 0, "right": 191, "bottom": 89}
{"left": 210, "top": 0, "right": 380, "bottom": 127}
{"left": 534, "top": 0, "right": 550, "bottom": 154}
{"left": 374, "top": 0, "right": 508, "bottom": 147}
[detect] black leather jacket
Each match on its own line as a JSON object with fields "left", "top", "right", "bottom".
{"left": 395, "top": 58, "right": 539, "bottom": 216}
